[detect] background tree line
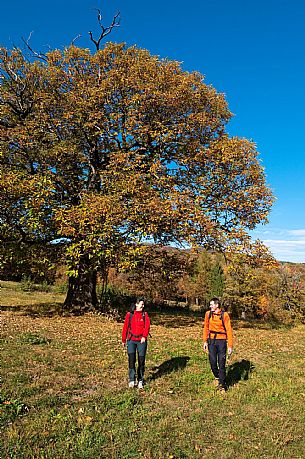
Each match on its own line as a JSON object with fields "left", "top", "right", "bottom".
{"left": 1, "top": 242, "right": 304, "bottom": 322}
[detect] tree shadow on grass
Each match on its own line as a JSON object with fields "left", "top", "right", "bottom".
{"left": 147, "top": 356, "right": 190, "bottom": 381}
{"left": 226, "top": 359, "right": 255, "bottom": 387}
{"left": 0, "top": 303, "right": 64, "bottom": 317}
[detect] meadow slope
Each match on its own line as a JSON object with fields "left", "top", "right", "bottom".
{"left": 1, "top": 294, "right": 305, "bottom": 458}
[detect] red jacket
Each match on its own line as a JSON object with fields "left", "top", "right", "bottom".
{"left": 122, "top": 311, "right": 151, "bottom": 343}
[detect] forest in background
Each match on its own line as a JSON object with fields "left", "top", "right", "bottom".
{"left": 1, "top": 243, "right": 304, "bottom": 323}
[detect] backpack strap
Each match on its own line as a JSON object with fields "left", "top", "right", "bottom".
{"left": 143, "top": 312, "right": 152, "bottom": 338}
{"left": 127, "top": 312, "right": 133, "bottom": 340}
{"left": 220, "top": 311, "right": 227, "bottom": 334}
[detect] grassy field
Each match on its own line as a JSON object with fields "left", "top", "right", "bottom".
{"left": 1, "top": 281, "right": 305, "bottom": 459}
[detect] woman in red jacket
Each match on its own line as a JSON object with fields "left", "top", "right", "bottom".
{"left": 122, "top": 298, "right": 151, "bottom": 389}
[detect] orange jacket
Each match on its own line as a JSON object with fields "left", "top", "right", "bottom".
{"left": 203, "top": 310, "right": 233, "bottom": 348}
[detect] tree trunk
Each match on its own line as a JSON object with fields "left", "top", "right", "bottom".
{"left": 63, "top": 255, "right": 98, "bottom": 313}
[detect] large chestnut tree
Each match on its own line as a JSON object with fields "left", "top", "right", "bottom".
{"left": 0, "top": 43, "right": 274, "bottom": 310}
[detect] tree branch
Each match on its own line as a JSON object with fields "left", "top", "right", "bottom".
{"left": 89, "top": 9, "right": 120, "bottom": 51}
{"left": 71, "top": 34, "right": 82, "bottom": 47}
{"left": 21, "top": 31, "right": 48, "bottom": 62}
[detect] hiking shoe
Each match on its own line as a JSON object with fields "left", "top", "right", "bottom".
{"left": 138, "top": 380, "right": 144, "bottom": 389}
{"left": 128, "top": 381, "right": 135, "bottom": 388}
{"left": 217, "top": 384, "right": 227, "bottom": 393}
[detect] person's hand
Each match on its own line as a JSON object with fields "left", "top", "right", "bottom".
{"left": 140, "top": 337, "right": 146, "bottom": 344}
{"left": 203, "top": 342, "right": 208, "bottom": 353}
{"left": 228, "top": 347, "right": 233, "bottom": 356}
{"left": 122, "top": 342, "right": 126, "bottom": 348}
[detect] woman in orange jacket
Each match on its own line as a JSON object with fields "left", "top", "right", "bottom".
{"left": 203, "top": 297, "right": 233, "bottom": 392}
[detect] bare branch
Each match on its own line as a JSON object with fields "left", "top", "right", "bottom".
{"left": 21, "top": 31, "right": 48, "bottom": 62}
{"left": 71, "top": 34, "right": 82, "bottom": 47}
{"left": 89, "top": 10, "right": 120, "bottom": 51}
{"left": 96, "top": 8, "right": 103, "bottom": 28}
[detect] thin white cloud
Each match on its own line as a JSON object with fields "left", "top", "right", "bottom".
{"left": 251, "top": 227, "right": 305, "bottom": 263}
{"left": 263, "top": 239, "right": 305, "bottom": 247}
{"left": 287, "top": 229, "right": 305, "bottom": 237}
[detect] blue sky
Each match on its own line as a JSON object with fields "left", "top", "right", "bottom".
{"left": 1, "top": 0, "right": 305, "bottom": 262}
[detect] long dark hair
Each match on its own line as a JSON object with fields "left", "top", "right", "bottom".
{"left": 130, "top": 297, "right": 145, "bottom": 312}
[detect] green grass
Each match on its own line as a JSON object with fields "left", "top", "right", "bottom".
{"left": 1, "top": 285, "right": 305, "bottom": 458}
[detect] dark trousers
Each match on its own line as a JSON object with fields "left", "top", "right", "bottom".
{"left": 208, "top": 338, "right": 227, "bottom": 387}
{"left": 127, "top": 340, "right": 147, "bottom": 382}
